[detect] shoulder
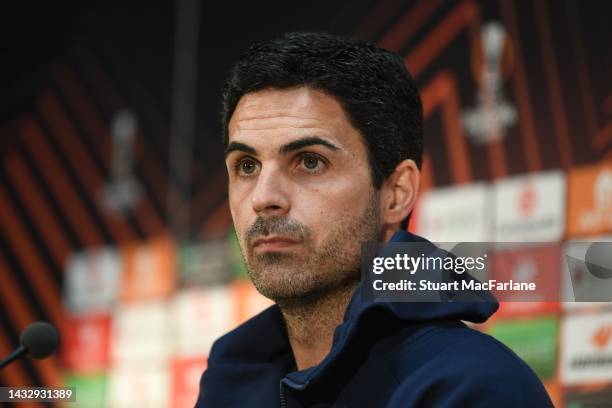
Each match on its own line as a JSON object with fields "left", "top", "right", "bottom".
{"left": 385, "top": 321, "right": 532, "bottom": 373}
{"left": 382, "top": 322, "right": 552, "bottom": 407}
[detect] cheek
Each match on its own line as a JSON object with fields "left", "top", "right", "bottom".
{"left": 295, "top": 178, "right": 372, "bottom": 228}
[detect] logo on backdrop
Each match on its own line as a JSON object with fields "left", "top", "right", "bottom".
{"left": 518, "top": 182, "right": 537, "bottom": 218}
{"left": 579, "top": 169, "right": 612, "bottom": 230}
{"left": 100, "top": 109, "right": 143, "bottom": 213}
{"left": 592, "top": 325, "right": 612, "bottom": 350}
{"left": 462, "top": 21, "right": 517, "bottom": 145}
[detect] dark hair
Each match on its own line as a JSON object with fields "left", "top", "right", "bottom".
{"left": 221, "top": 32, "right": 423, "bottom": 230}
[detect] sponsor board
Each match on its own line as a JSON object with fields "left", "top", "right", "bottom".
{"left": 564, "top": 386, "right": 612, "bottom": 407}
{"left": 120, "top": 235, "right": 176, "bottom": 301}
{"left": 111, "top": 300, "right": 172, "bottom": 365}
{"left": 171, "top": 355, "right": 207, "bottom": 408}
{"left": 414, "top": 183, "right": 491, "bottom": 242}
{"left": 107, "top": 365, "right": 170, "bottom": 408}
{"left": 560, "top": 311, "right": 612, "bottom": 385}
{"left": 232, "top": 280, "right": 274, "bottom": 325}
{"left": 226, "top": 229, "right": 249, "bottom": 279}
{"left": 64, "top": 247, "right": 121, "bottom": 315}
{"left": 567, "top": 162, "right": 612, "bottom": 238}
{"left": 62, "top": 313, "right": 111, "bottom": 373}
{"left": 490, "top": 243, "right": 561, "bottom": 317}
{"left": 493, "top": 171, "right": 565, "bottom": 241}
{"left": 178, "top": 240, "right": 232, "bottom": 286}
{"left": 63, "top": 373, "right": 107, "bottom": 408}
{"left": 172, "top": 286, "right": 236, "bottom": 356}
{"left": 489, "top": 316, "right": 558, "bottom": 380}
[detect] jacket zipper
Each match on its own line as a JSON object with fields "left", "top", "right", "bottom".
{"left": 279, "top": 381, "right": 287, "bottom": 408}
{"left": 280, "top": 376, "right": 309, "bottom": 407}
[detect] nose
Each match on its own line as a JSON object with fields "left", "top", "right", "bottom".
{"left": 251, "top": 164, "right": 290, "bottom": 217}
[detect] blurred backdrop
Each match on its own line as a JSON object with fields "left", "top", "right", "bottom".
{"left": 0, "top": 0, "right": 610, "bottom": 407}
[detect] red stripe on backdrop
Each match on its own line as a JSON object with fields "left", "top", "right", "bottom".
{"left": 0, "top": 184, "right": 64, "bottom": 328}
{"left": 352, "top": 0, "right": 409, "bottom": 40}
{"left": 420, "top": 152, "right": 434, "bottom": 191}
{"left": 566, "top": 0, "right": 598, "bottom": 144}
{"left": 0, "top": 252, "right": 62, "bottom": 387}
{"left": 499, "top": 0, "right": 542, "bottom": 172}
{"left": 421, "top": 71, "right": 474, "bottom": 184}
{"left": 0, "top": 332, "right": 40, "bottom": 405}
{"left": 19, "top": 118, "right": 104, "bottom": 247}
{"left": 188, "top": 168, "right": 229, "bottom": 228}
{"left": 534, "top": 0, "right": 573, "bottom": 168}
{"left": 379, "top": 0, "right": 445, "bottom": 52}
{"left": 593, "top": 122, "right": 612, "bottom": 152}
{"left": 4, "top": 153, "right": 73, "bottom": 269}
{"left": 0, "top": 257, "right": 35, "bottom": 389}
{"left": 201, "top": 199, "right": 232, "bottom": 239}
{"left": 405, "top": 0, "right": 481, "bottom": 77}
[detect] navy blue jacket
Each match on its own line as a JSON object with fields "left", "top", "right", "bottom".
{"left": 196, "top": 231, "right": 553, "bottom": 407}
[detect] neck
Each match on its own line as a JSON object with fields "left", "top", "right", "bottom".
{"left": 277, "top": 281, "right": 358, "bottom": 371}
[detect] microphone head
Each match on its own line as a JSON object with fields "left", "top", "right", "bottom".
{"left": 19, "top": 322, "right": 60, "bottom": 359}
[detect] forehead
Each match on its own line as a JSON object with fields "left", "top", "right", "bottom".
{"left": 227, "top": 87, "right": 362, "bottom": 151}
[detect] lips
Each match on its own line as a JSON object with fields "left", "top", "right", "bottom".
{"left": 252, "top": 236, "right": 301, "bottom": 250}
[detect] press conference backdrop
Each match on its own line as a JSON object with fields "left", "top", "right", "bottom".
{"left": 0, "top": 0, "right": 610, "bottom": 407}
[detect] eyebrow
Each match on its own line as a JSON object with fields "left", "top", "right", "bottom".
{"left": 279, "top": 136, "right": 340, "bottom": 155}
{"left": 224, "top": 136, "right": 340, "bottom": 158}
{"left": 224, "top": 142, "right": 256, "bottom": 158}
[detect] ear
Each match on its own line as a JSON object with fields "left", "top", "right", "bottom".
{"left": 381, "top": 159, "right": 420, "bottom": 226}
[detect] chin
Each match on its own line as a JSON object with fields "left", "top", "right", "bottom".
{"left": 249, "top": 267, "right": 321, "bottom": 300}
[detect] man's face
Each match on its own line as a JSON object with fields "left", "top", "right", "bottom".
{"left": 225, "top": 87, "right": 383, "bottom": 302}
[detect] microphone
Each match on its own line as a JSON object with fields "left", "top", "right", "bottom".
{"left": 0, "top": 321, "right": 60, "bottom": 369}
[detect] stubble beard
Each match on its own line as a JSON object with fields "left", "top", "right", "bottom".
{"left": 240, "top": 190, "right": 384, "bottom": 305}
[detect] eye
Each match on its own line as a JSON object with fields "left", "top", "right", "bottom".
{"left": 234, "top": 157, "right": 259, "bottom": 176}
{"left": 299, "top": 153, "right": 326, "bottom": 172}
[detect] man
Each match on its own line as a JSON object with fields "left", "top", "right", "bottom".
{"left": 197, "top": 32, "right": 552, "bottom": 407}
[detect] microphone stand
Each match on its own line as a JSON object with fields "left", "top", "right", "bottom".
{"left": 0, "top": 345, "right": 27, "bottom": 369}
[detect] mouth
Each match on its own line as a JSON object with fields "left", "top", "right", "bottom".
{"left": 252, "top": 236, "right": 302, "bottom": 252}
